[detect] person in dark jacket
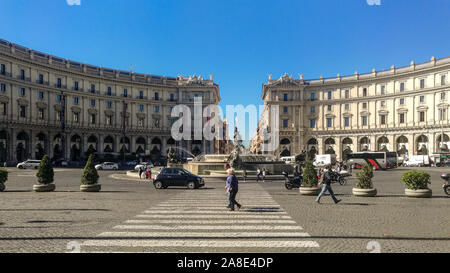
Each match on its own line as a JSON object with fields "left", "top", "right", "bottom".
{"left": 225, "top": 169, "right": 241, "bottom": 211}
{"left": 315, "top": 165, "right": 341, "bottom": 204}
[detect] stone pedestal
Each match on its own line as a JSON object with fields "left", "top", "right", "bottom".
{"left": 33, "top": 183, "right": 55, "bottom": 192}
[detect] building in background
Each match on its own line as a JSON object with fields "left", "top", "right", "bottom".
{"left": 0, "top": 38, "right": 220, "bottom": 165}
{"left": 251, "top": 57, "right": 450, "bottom": 161}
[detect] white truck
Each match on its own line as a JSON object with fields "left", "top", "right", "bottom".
{"left": 313, "top": 154, "right": 337, "bottom": 167}
{"left": 403, "top": 155, "right": 431, "bottom": 167}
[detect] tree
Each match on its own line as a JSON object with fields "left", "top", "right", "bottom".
{"left": 81, "top": 154, "right": 99, "bottom": 185}
{"left": 36, "top": 155, "right": 54, "bottom": 184}
{"left": 302, "top": 158, "right": 318, "bottom": 187}
{"left": 355, "top": 164, "right": 374, "bottom": 189}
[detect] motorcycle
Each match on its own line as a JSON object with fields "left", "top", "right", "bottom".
{"left": 282, "top": 171, "right": 303, "bottom": 190}
{"left": 440, "top": 173, "right": 450, "bottom": 196}
{"left": 330, "top": 171, "right": 347, "bottom": 186}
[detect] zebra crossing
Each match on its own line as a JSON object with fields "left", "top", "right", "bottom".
{"left": 80, "top": 183, "right": 319, "bottom": 253}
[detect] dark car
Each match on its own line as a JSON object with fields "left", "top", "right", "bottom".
{"left": 153, "top": 168, "right": 205, "bottom": 189}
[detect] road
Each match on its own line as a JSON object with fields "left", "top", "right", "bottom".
{"left": 0, "top": 167, "right": 449, "bottom": 253}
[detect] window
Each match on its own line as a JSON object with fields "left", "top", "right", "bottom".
{"left": 154, "top": 118, "right": 160, "bottom": 128}
{"left": 344, "top": 104, "right": 350, "bottom": 110}
{"left": 39, "top": 74, "right": 44, "bottom": 84}
{"left": 104, "top": 101, "right": 111, "bottom": 108}
{"left": 55, "top": 111, "right": 61, "bottom": 121}
{"left": 420, "top": 79, "right": 425, "bottom": 89}
{"left": 344, "top": 117, "right": 350, "bottom": 127}
{"left": 441, "top": 92, "right": 446, "bottom": 100}
{"left": 399, "top": 113, "right": 405, "bottom": 124}
{"left": 380, "top": 101, "right": 386, "bottom": 107}
{"left": 74, "top": 81, "right": 79, "bottom": 90}
{"left": 0, "top": 64, "right": 5, "bottom": 75}
{"left": 440, "top": 108, "right": 446, "bottom": 121}
{"left": 283, "top": 119, "right": 288, "bottom": 128}
{"left": 73, "top": 112, "right": 79, "bottom": 123}
{"left": 139, "top": 90, "right": 144, "bottom": 99}
{"left": 310, "top": 93, "right": 315, "bottom": 101}
{"left": 20, "top": 106, "right": 26, "bottom": 117}
{"left": 20, "top": 69, "right": 25, "bottom": 80}
{"left": 90, "top": 114, "right": 96, "bottom": 124}
{"left": 381, "top": 85, "right": 385, "bottom": 95}
{"left": 327, "top": 91, "right": 332, "bottom": 100}
{"left": 37, "top": 108, "right": 44, "bottom": 119}
{"left": 380, "top": 115, "right": 386, "bottom": 125}
{"left": 90, "top": 84, "right": 95, "bottom": 93}
{"left": 57, "top": 78, "right": 62, "bottom": 88}
{"left": 442, "top": 75, "right": 447, "bottom": 85}
{"left": 419, "top": 111, "right": 425, "bottom": 122}
{"left": 419, "top": 95, "right": 425, "bottom": 103}
{"left": 345, "top": 90, "right": 349, "bottom": 99}
{"left": 154, "top": 105, "right": 159, "bottom": 112}
{"left": 20, "top": 88, "right": 25, "bottom": 96}
{"left": 1, "top": 83, "right": 6, "bottom": 93}
{"left": 107, "top": 87, "right": 112, "bottom": 96}
{"left": 38, "top": 91, "right": 44, "bottom": 99}
{"left": 362, "top": 102, "right": 367, "bottom": 109}
{"left": 1, "top": 103, "right": 6, "bottom": 115}
{"left": 400, "top": 82, "right": 405, "bottom": 92}
{"left": 283, "top": 106, "right": 288, "bottom": 113}
{"left": 283, "top": 93, "right": 288, "bottom": 101}
{"left": 56, "top": 94, "right": 62, "bottom": 102}
{"left": 310, "top": 106, "right": 315, "bottom": 113}
{"left": 362, "top": 116, "right": 368, "bottom": 126}
{"left": 326, "top": 118, "right": 332, "bottom": 128}
{"left": 400, "top": 98, "right": 405, "bottom": 105}
{"left": 327, "top": 105, "right": 332, "bottom": 111}
{"left": 106, "top": 116, "right": 112, "bottom": 125}
{"left": 90, "top": 99, "right": 95, "bottom": 107}
{"left": 139, "top": 104, "right": 144, "bottom": 111}
{"left": 170, "top": 93, "right": 175, "bottom": 101}
{"left": 123, "top": 89, "right": 128, "bottom": 97}
{"left": 363, "top": 88, "right": 367, "bottom": 97}
{"left": 310, "top": 119, "right": 316, "bottom": 128}
{"left": 155, "top": 92, "right": 159, "bottom": 101}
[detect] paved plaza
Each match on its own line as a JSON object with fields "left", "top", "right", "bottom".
{"left": 0, "top": 167, "right": 449, "bottom": 253}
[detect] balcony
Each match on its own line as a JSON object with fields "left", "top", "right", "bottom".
{"left": 36, "top": 80, "right": 49, "bottom": 85}
{"left": 54, "top": 84, "right": 67, "bottom": 89}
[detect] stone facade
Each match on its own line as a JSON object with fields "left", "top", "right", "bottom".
{"left": 251, "top": 57, "right": 450, "bottom": 161}
{"left": 0, "top": 38, "right": 220, "bottom": 164}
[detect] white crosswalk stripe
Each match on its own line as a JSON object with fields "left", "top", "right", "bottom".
{"left": 80, "top": 183, "right": 319, "bottom": 252}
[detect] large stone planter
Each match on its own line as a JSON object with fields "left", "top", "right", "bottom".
{"left": 299, "top": 186, "right": 321, "bottom": 196}
{"left": 0, "top": 183, "right": 5, "bottom": 192}
{"left": 33, "top": 183, "right": 55, "bottom": 192}
{"left": 405, "top": 188, "right": 432, "bottom": 198}
{"left": 80, "top": 184, "right": 101, "bottom": 192}
{"left": 352, "top": 187, "right": 377, "bottom": 197}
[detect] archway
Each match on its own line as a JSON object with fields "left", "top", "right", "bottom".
{"left": 416, "top": 135, "right": 429, "bottom": 155}
{"left": 307, "top": 138, "right": 318, "bottom": 159}
{"left": 359, "top": 137, "right": 370, "bottom": 151}
{"left": 120, "top": 137, "right": 130, "bottom": 153}
{"left": 85, "top": 135, "right": 98, "bottom": 157}
{"left": 104, "top": 136, "right": 114, "bottom": 153}
{"left": 342, "top": 137, "right": 353, "bottom": 160}
{"left": 324, "top": 138, "right": 335, "bottom": 154}
{"left": 16, "top": 131, "right": 29, "bottom": 162}
{"left": 0, "top": 130, "right": 7, "bottom": 163}
{"left": 396, "top": 136, "right": 408, "bottom": 157}
{"left": 136, "top": 137, "right": 146, "bottom": 155}
{"left": 377, "top": 136, "right": 389, "bottom": 152}
{"left": 437, "top": 134, "right": 450, "bottom": 152}
{"left": 70, "top": 134, "right": 82, "bottom": 161}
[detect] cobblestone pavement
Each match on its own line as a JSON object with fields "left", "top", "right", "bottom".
{"left": 0, "top": 167, "right": 449, "bottom": 253}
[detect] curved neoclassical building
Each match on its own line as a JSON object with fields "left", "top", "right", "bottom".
{"left": 251, "top": 56, "right": 450, "bottom": 161}
{"left": 0, "top": 38, "right": 220, "bottom": 164}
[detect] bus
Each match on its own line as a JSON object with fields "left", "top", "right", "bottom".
{"left": 345, "top": 152, "right": 398, "bottom": 170}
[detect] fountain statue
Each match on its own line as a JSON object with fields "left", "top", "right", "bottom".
{"left": 228, "top": 127, "right": 245, "bottom": 169}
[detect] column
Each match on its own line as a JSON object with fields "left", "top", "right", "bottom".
{"left": 161, "top": 136, "right": 167, "bottom": 156}
{"left": 130, "top": 135, "right": 136, "bottom": 154}
{"left": 9, "top": 128, "right": 15, "bottom": 162}
{"left": 335, "top": 136, "right": 342, "bottom": 161}
{"left": 48, "top": 131, "right": 54, "bottom": 159}
{"left": 98, "top": 134, "right": 104, "bottom": 154}
{"left": 29, "top": 130, "right": 34, "bottom": 159}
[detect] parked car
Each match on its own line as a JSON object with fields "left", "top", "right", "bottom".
{"left": 95, "top": 162, "right": 119, "bottom": 170}
{"left": 153, "top": 168, "right": 205, "bottom": 189}
{"left": 403, "top": 155, "right": 431, "bottom": 167}
{"left": 436, "top": 159, "right": 450, "bottom": 167}
{"left": 134, "top": 162, "right": 154, "bottom": 171}
{"left": 17, "top": 159, "right": 41, "bottom": 169}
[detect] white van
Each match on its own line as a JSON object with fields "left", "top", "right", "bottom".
{"left": 403, "top": 155, "right": 430, "bottom": 167}
{"left": 313, "top": 154, "right": 337, "bottom": 167}
{"left": 280, "top": 156, "right": 295, "bottom": 164}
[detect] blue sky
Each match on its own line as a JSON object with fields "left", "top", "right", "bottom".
{"left": 1, "top": 0, "right": 450, "bottom": 144}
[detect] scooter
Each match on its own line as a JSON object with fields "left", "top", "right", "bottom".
{"left": 282, "top": 171, "right": 303, "bottom": 190}
{"left": 440, "top": 173, "right": 450, "bottom": 196}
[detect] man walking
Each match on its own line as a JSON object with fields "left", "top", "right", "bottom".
{"left": 316, "top": 165, "right": 341, "bottom": 204}
{"left": 256, "top": 168, "right": 261, "bottom": 182}
{"left": 225, "top": 168, "right": 241, "bottom": 211}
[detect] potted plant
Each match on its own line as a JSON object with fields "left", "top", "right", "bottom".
{"left": 0, "top": 168, "right": 7, "bottom": 192}
{"left": 353, "top": 164, "right": 377, "bottom": 197}
{"left": 80, "top": 154, "right": 101, "bottom": 192}
{"left": 33, "top": 155, "right": 55, "bottom": 192}
{"left": 401, "top": 170, "right": 432, "bottom": 198}
{"left": 299, "top": 158, "right": 321, "bottom": 195}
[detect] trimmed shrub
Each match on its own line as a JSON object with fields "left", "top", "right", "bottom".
{"left": 36, "top": 155, "right": 54, "bottom": 185}
{"left": 0, "top": 169, "right": 8, "bottom": 184}
{"left": 302, "top": 158, "right": 318, "bottom": 187}
{"left": 355, "top": 164, "right": 374, "bottom": 189}
{"left": 81, "top": 154, "right": 99, "bottom": 185}
{"left": 401, "top": 170, "right": 430, "bottom": 190}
